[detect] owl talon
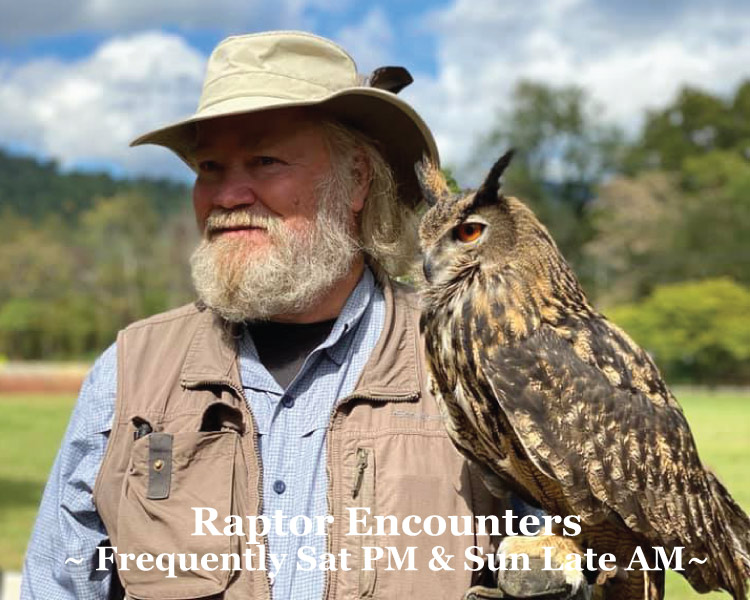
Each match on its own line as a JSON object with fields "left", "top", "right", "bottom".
{"left": 498, "top": 535, "right": 587, "bottom": 594}
{"left": 594, "top": 565, "right": 626, "bottom": 586}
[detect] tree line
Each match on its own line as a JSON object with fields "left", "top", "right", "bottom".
{"left": 1, "top": 80, "right": 749, "bottom": 383}
{"left": 0, "top": 167, "right": 197, "bottom": 360}
{"left": 481, "top": 79, "right": 750, "bottom": 383}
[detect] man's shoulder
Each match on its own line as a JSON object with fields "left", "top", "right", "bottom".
{"left": 388, "top": 277, "right": 421, "bottom": 312}
{"left": 116, "top": 302, "right": 214, "bottom": 377}
{"left": 390, "top": 277, "right": 417, "bottom": 294}
{"left": 122, "top": 302, "right": 205, "bottom": 333}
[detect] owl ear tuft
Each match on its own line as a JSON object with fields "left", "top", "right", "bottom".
{"left": 474, "top": 149, "right": 515, "bottom": 206}
{"left": 415, "top": 156, "right": 451, "bottom": 207}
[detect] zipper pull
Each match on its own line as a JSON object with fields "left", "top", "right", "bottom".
{"left": 352, "top": 448, "right": 369, "bottom": 499}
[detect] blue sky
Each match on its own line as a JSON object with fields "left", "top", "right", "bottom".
{"left": 1, "top": 0, "right": 750, "bottom": 185}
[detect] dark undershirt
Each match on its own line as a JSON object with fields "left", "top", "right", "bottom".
{"left": 246, "top": 318, "right": 337, "bottom": 389}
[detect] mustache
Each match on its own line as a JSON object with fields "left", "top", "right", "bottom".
{"left": 204, "top": 208, "right": 280, "bottom": 235}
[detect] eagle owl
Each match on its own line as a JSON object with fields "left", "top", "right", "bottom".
{"left": 416, "top": 151, "right": 750, "bottom": 599}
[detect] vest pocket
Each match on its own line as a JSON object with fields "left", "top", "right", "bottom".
{"left": 116, "top": 430, "right": 241, "bottom": 599}
{"left": 351, "top": 447, "right": 377, "bottom": 598}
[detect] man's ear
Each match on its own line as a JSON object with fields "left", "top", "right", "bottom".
{"left": 351, "top": 149, "right": 371, "bottom": 214}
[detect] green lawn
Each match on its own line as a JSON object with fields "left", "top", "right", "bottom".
{"left": 0, "top": 390, "right": 748, "bottom": 599}
{"left": 662, "top": 390, "right": 750, "bottom": 599}
{"left": 0, "top": 394, "right": 76, "bottom": 571}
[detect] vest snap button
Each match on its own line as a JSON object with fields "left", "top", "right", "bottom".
{"left": 153, "top": 459, "right": 165, "bottom": 471}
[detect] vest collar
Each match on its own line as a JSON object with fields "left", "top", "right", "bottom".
{"left": 179, "top": 276, "right": 423, "bottom": 401}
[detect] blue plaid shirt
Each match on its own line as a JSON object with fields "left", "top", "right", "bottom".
{"left": 21, "top": 268, "right": 384, "bottom": 600}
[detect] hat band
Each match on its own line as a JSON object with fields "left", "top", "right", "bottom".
{"left": 199, "top": 71, "right": 354, "bottom": 112}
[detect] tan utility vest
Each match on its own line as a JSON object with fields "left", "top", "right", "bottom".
{"left": 93, "top": 279, "right": 503, "bottom": 599}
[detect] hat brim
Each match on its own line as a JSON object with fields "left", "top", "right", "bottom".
{"left": 130, "top": 87, "right": 439, "bottom": 208}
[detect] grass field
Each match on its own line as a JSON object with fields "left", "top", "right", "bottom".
{"left": 0, "top": 390, "right": 748, "bottom": 598}
{"left": 0, "top": 394, "right": 76, "bottom": 572}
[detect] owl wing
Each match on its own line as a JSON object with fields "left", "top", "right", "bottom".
{"left": 477, "top": 321, "right": 724, "bottom": 564}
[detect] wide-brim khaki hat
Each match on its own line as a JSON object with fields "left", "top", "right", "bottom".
{"left": 131, "top": 30, "right": 439, "bottom": 207}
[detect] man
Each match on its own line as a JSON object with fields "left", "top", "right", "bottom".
{"left": 22, "top": 31, "right": 586, "bottom": 600}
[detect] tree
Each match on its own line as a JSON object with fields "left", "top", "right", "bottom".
{"left": 626, "top": 80, "right": 750, "bottom": 172}
{"left": 587, "top": 150, "right": 750, "bottom": 305}
{"left": 0, "top": 211, "right": 95, "bottom": 358}
{"left": 150, "top": 204, "right": 200, "bottom": 310}
{"left": 585, "top": 171, "right": 684, "bottom": 305}
{"left": 475, "top": 80, "right": 623, "bottom": 278}
{"left": 0, "top": 147, "right": 189, "bottom": 222}
{"left": 676, "top": 151, "right": 750, "bottom": 285}
{"left": 608, "top": 279, "right": 750, "bottom": 384}
{"left": 80, "top": 193, "right": 163, "bottom": 347}
{"left": 0, "top": 149, "right": 199, "bottom": 359}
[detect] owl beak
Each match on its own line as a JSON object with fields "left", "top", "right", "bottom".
{"left": 422, "top": 255, "right": 435, "bottom": 283}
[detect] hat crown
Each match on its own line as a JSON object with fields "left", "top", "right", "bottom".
{"left": 130, "top": 30, "right": 439, "bottom": 207}
{"left": 199, "top": 32, "right": 359, "bottom": 112}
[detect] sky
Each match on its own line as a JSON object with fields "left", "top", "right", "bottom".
{"left": 1, "top": 0, "right": 750, "bottom": 186}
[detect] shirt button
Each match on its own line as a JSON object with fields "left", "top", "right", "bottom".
{"left": 282, "top": 397, "right": 295, "bottom": 409}
{"left": 273, "top": 479, "right": 287, "bottom": 495}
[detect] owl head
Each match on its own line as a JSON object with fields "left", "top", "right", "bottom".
{"left": 418, "top": 150, "right": 552, "bottom": 285}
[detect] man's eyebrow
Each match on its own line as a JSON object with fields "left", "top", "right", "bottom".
{"left": 190, "top": 142, "right": 209, "bottom": 155}
{"left": 191, "top": 135, "right": 276, "bottom": 156}
{"left": 190, "top": 138, "right": 221, "bottom": 155}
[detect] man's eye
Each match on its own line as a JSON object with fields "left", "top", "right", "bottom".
{"left": 198, "top": 160, "right": 220, "bottom": 173}
{"left": 257, "top": 156, "right": 279, "bottom": 166}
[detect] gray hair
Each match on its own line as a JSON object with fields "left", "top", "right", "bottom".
{"left": 320, "top": 119, "right": 420, "bottom": 279}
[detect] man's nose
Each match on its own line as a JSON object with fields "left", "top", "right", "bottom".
{"left": 212, "top": 170, "right": 258, "bottom": 210}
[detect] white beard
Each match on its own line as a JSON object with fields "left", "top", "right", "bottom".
{"left": 190, "top": 177, "right": 361, "bottom": 322}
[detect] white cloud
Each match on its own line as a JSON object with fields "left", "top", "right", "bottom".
{"left": 0, "top": 31, "right": 206, "bottom": 178}
{"left": 335, "top": 8, "right": 395, "bottom": 74}
{"left": 407, "top": 0, "right": 750, "bottom": 185}
{"left": 0, "top": 12, "right": 397, "bottom": 180}
{"left": 4, "top": 1, "right": 750, "bottom": 185}
{"left": 0, "top": 0, "right": 344, "bottom": 41}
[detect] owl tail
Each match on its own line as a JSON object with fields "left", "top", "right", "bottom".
{"left": 707, "top": 471, "right": 750, "bottom": 599}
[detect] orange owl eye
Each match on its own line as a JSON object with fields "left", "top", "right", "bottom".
{"left": 454, "top": 222, "right": 485, "bottom": 243}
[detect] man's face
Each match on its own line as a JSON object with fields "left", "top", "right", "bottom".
{"left": 188, "top": 107, "right": 366, "bottom": 322}
{"left": 192, "top": 108, "right": 334, "bottom": 248}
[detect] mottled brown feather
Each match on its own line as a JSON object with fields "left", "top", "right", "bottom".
{"left": 418, "top": 155, "right": 750, "bottom": 600}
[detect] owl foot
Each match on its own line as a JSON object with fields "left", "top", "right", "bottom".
{"left": 497, "top": 535, "right": 588, "bottom": 596}
{"left": 594, "top": 564, "right": 627, "bottom": 586}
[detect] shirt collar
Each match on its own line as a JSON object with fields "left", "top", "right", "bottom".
{"left": 319, "top": 266, "right": 377, "bottom": 366}
{"left": 182, "top": 270, "right": 422, "bottom": 401}
{"left": 237, "top": 267, "right": 378, "bottom": 392}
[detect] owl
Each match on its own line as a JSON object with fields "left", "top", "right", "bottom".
{"left": 416, "top": 151, "right": 750, "bottom": 599}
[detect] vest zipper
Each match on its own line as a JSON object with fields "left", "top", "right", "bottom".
{"left": 351, "top": 448, "right": 369, "bottom": 499}
{"left": 322, "top": 391, "right": 419, "bottom": 600}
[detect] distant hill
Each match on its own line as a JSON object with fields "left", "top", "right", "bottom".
{"left": 0, "top": 148, "right": 190, "bottom": 221}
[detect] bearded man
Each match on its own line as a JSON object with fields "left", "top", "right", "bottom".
{"left": 22, "top": 32, "right": 587, "bottom": 600}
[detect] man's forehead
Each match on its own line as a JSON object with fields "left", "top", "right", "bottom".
{"left": 193, "top": 108, "right": 324, "bottom": 150}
